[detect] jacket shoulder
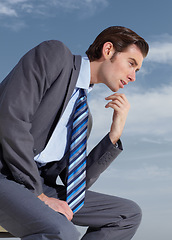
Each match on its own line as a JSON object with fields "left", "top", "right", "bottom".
{"left": 35, "top": 40, "right": 73, "bottom": 59}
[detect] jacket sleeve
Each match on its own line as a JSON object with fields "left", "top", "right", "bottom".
{"left": 0, "top": 40, "right": 72, "bottom": 195}
{"left": 86, "top": 133, "right": 123, "bottom": 189}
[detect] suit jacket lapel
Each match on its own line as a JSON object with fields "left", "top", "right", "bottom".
{"left": 60, "top": 55, "right": 82, "bottom": 118}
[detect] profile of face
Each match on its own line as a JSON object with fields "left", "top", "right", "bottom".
{"left": 97, "top": 43, "right": 144, "bottom": 92}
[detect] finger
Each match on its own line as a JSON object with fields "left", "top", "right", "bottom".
{"left": 105, "top": 93, "right": 127, "bottom": 102}
{"left": 105, "top": 97, "right": 124, "bottom": 109}
{"left": 66, "top": 207, "right": 74, "bottom": 221}
{"left": 105, "top": 102, "right": 121, "bottom": 109}
{"left": 65, "top": 211, "right": 73, "bottom": 221}
{"left": 57, "top": 207, "right": 73, "bottom": 221}
{"left": 47, "top": 199, "right": 73, "bottom": 220}
{"left": 62, "top": 202, "right": 74, "bottom": 221}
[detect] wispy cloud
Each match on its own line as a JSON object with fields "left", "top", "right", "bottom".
{"left": 0, "top": 0, "right": 109, "bottom": 18}
{"left": 126, "top": 84, "right": 172, "bottom": 138}
{"left": 0, "top": 3, "right": 17, "bottom": 17}
{"left": 47, "top": 0, "right": 109, "bottom": 13}
{"left": 46, "top": 0, "right": 106, "bottom": 10}
{"left": 146, "top": 34, "right": 172, "bottom": 64}
{"left": 0, "top": 0, "right": 109, "bottom": 31}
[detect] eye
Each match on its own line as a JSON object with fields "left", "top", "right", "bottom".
{"left": 129, "top": 61, "right": 134, "bottom": 67}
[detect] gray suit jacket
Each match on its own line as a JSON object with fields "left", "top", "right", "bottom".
{"left": 0, "top": 40, "right": 122, "bottom": 196}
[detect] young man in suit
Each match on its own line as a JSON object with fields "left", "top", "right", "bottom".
{"left": 0, "top": 26, "right": 149, "bottom": 239}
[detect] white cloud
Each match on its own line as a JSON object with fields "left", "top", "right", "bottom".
{"left": 146, "top": 34, "right": 172, "bottom": 64}
{"left": 0, "top": 0, "right": 109, "bottom": 31}
{"left": 6, "top": 0, "right": 27, "bottom": 4}
{"left": 148, "top": 43, "right": 172, "bottom": 64}
{"left": 39, "top": 0, "right": 109, "bottom": 19}
{"left": 48, "top": 0, "right": 108, "bottom": 10}
{"left": 0, "top": 0, "right": 109, "bottom": 18}
{"left": 126, "top": 84, "right": 172, "bottom": 137}
{"left": 0, "top": 0, "right": 29, "bottom": 17}
{"left": 0, "top": 3, "right": 17, "bottom": 16}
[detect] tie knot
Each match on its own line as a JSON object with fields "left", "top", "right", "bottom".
{"left": 79, "top": 89, "right": 87, "bottom": 99}
{"left": 76, "top": 89, "right": 87, "bottom": 107}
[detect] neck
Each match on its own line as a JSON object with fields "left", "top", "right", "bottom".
{"left": 89, "top": 60, "right": 102, "bottom": 85}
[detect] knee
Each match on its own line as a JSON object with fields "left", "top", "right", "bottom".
{"left": 130, "top": 199, "right": 142, "bottom": 221}
{"left": 120, "top": 198, "right": 142, "bottom": 228}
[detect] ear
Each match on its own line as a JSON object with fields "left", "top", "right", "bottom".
{"left": 102, "top": 42, "right": 115, "bottom": 60}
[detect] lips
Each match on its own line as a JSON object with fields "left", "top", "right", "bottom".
{"left": 120, "top": 80, "right": 127, "bottom": 85}
{"left": 119, "top": 80, "right": 127, "bottom": 88}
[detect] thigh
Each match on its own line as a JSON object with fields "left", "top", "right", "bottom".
{"left": 0, "top": 178, "right": 78, "bottom": 239}
{"left": 72, "top": 190, "right": 142, "bottom": 228}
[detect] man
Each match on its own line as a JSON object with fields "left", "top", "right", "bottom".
{"left": 0, "top": 26, "right": 149, "bottom": 239}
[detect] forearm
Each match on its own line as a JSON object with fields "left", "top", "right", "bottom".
{"left": 86, "top": 133, "right": 123, "bottom": 189}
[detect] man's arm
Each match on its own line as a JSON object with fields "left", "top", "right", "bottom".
{"left": 0, "top": 40, "right": 72, "bottom": 195}
{"left": 106, "top": 93, "right": 130, "bottom": 144}
{"left": 86, "top": 92, "right": 130, "bottom": 188}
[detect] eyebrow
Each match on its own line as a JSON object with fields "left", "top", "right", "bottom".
{"left": 129, "top": 58, "right": 140, "bottom": 72}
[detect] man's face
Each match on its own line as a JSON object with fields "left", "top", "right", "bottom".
{"left": 97, "top": 44, "right": 144, "bottom": 92}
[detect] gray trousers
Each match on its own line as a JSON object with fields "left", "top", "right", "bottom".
{"left": 0, "top": 177, "right": 142, "bottom": 240}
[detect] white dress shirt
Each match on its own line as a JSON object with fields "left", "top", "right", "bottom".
{"left": 34, "top": 57, "right": 92, "bottom": 164}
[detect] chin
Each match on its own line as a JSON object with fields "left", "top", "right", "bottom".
{"left": 110, "top": 86, "right": 119, "bottom": 92}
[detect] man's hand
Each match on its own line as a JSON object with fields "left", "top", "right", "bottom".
{"left": 38, "top": 193, "right": 73, "bottom": 221}
{"left": 105, "top": 93, "right": 130, "bottom": 144}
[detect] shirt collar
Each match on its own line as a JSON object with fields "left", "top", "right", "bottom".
{"left": 76, "top": 57, "right": 92, "bottom": 93}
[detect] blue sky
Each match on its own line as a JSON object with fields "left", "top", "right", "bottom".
{"left": 0, "top": 0, "right": 172, "bottom": 239}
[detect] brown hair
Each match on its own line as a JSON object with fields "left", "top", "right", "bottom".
{"left": 86, "top": 26, "right": 149, "bottom": 61}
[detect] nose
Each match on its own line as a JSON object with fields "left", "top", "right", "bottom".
{"left": 128, "top": 70, "right": 136, "bottom": 82}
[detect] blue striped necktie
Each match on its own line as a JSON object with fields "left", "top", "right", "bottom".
{"left": 66, "top": 89, "right": 88, "bottom": 213}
